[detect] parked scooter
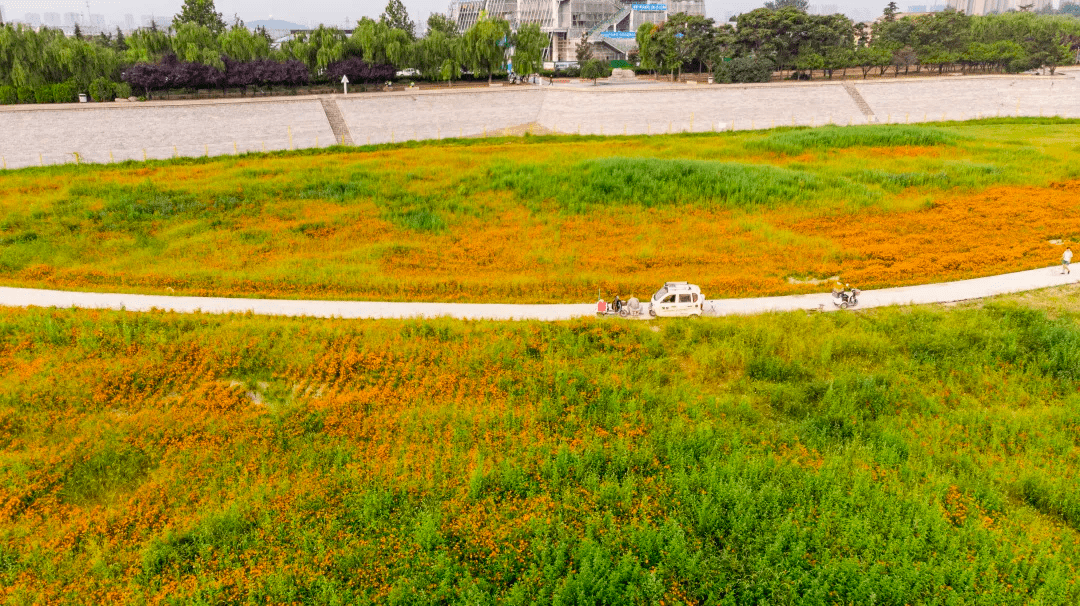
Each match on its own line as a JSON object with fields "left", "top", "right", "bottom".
{"left": 832, "top": 284, "right": 861, "bottom": 309}
{"left": 596, "top": 295, "right": 643, "bottom": 318}
{"left": 619, "top": 297, "right": 643, "bottom": 318}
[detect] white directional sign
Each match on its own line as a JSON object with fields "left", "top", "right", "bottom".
{"left": 341, "top": 74, "right": 349, "bottom": 95}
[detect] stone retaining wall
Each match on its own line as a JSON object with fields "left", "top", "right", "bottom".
{"left": 0, "top": 73, "right": 1077, "bottom": 170}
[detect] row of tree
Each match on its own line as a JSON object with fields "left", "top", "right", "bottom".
{"left": 635, "top": 5, "right": 1080, "bottom": 82}
{"left": 0, "top": 0, "right": 547, "bottom": 100}
{"left": 3, "top": 0, "right": 1080, "bottom": 100}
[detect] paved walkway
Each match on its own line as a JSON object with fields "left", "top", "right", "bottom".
{"left": 1, "top": 265, "right": 1075, "bottom": 321}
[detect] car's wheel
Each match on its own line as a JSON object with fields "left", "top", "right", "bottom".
{"left": 649, "top": 308, "right": 656, "bottom": 317}
{"left": 689, "top": 313, "right": 701, "bottom": 318}
{"left": 840, "top": 302, "right": 849, "bottom": 309}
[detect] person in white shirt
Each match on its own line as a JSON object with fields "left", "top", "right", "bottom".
{"left": 1063, "top": 247, "right": 1073, "bottom": 274}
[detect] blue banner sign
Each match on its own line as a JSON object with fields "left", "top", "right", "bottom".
{"left": 601, "top": 31, "right": 637, "bottom": 38}
{"left": 632, "top": 3, "right": 666, "bottom": 11}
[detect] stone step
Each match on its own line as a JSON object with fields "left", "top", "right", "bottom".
{"left": 842, "top": 82, "right": 877, "bottom": 121}
{"left": 320, "top": 97, "right": 354, "bottom": 146}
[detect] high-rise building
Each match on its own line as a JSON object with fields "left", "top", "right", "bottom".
{"left": 90, "top": 13, "right": 104, "bottom": 27}
{"left": 125, "top": 14, "right": 135, "bottom": 30}
{"left": 24, "top": 12, "right": 41, "bottom": 26}
{"left": 141, "top": 14, "right": 156, "bottom": 27}
{"left": 43, "top": 12, "right": 60, "bottom": 26}
{"left": 63, "top": 11, "right": 83, "bottom": 26}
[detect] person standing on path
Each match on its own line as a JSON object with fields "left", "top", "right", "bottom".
{"left": 1064, "top": 247, "right": 1073, "bottom": 274}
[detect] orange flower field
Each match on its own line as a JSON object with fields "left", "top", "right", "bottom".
{"left": 0, "top": 120, "right": 1077, "bottom": 302}
{"left": 4, "top": 121, "right": 1080, "bottom": 602}
{"left": 2, "top": 301, "right": 1080, "bottom": 602}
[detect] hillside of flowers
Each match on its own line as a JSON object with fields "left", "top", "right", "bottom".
{"left": 1, "top": 119, "right": 1079, "bottom": 303}
{"left": 1, "top": 299, "right": 1080, "bottom": 602}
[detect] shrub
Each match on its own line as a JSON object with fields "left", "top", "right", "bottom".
{"left": 34, "top": 86, "right": 53, "bottom": 104}
{"left": 0, "top": 85, "right": 16, "bottom": 105}
{"left": 580, "top": 59, "right": 612, "bottom": 82}
{"left": 113, "top": 81, "right": 132, "bottom": 100}
{"left": 714, "top": 57, "right": 775, "bottom": 84}
{"left": 52, "top": 81, "right": 77, "bottom": 103}
{"left": 89, "top": 77, "right": 114, "bottom": 102}
{"left": 17, "top": 86, "right": 35, "bottom": 104}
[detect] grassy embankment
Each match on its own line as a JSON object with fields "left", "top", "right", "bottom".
{"left": 1, "top": 119, "right": 1080, "bottom": 302}
{"left": 3, "top": 293, "right": 1080, "bottom": 602}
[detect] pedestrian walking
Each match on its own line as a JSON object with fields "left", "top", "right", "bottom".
{"left": 1063, "top": 247, "right": 1073, "bottom": 274}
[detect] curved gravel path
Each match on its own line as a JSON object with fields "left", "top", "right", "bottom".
{"left": 1, "top": 265, "right": 1076, "bottom": 321}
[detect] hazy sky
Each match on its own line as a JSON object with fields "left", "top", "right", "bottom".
{"left": 0, "top": 0, "right": 968, "bottom": 29}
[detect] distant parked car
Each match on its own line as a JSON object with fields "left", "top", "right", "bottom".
{"left": 396, "top": 68, "right": 419, "bottom": 77}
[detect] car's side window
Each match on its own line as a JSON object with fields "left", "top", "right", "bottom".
{"left": 679, "top": 294, "right": 691, "bottom": 303}
{"left": 692, "top": 294, "right": 698, "bottom": 302}
{"left": 663, "top": 295, "right": 676, "bottom": 303}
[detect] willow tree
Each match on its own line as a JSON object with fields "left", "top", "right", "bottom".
{"left": 218, "top": 23, "right": 271, "bottom": 62}
{"left": 282, "top": 25, "right": 347, "bottom": 74}
{"left": 512, "top": 22, "right": 547, "bottom": 76}
{"left": 463, "top": 12, "right": 510, "bottom": 83}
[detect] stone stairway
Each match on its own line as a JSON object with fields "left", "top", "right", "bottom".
{"left": 842, "top": 83, "right": 877, "bottom": 122}
{"left": 320, "top": 97, "right": 354, "bottom": 146}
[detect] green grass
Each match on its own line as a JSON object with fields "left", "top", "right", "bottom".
{"left": 2, "top": 295, "right": 1080, "bottom": 602}
{"left": 485, "top": 156, "right": 876, "bottom": 212}
{"left": 750, "top": 124, "right": 959, "bottom": 155}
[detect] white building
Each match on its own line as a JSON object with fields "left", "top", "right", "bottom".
{"left": 448, "top": 0, "right": 706, "bottom": 62}
{"left": 946, "top": 0, "right": 1050, "bottom": 14}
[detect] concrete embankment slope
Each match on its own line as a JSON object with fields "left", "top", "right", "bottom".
{"left": 1, "top": 265, "right": 1075, "bottom": 320}
{"left": 0, "top": 97, "right": 336, "bottom": 168}
{"left": 0, "top": 73, "right": 1078, "bottom": 169}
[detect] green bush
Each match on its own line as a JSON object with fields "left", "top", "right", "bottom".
{"left": 714, "top": 56, "right": 775, "bottom": 84}
{"left": 113, "top": 81, "right": 132, "bottom": 100}
{"left": 52, "top": 81, "right": 77, "bottom": 103}
{"left": 89, "top": 77, "right": 114, "bottom": 102}
{"left": 580, "top": 59, "right": 613, "bottom": 82}
{"left": 34, "top": 86, "right": 53, "bottom": 104}
{"left": 16, "top": 86, "right": 35, "bottom": 104}
{"left": 0, "top": 85, "right": 16, "bottom": 105}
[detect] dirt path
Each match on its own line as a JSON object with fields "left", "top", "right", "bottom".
{"left": 1, "top": 265, "right": 1076, "bottom": 320}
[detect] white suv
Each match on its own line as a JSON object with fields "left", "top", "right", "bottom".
{"left": 649, "top": 282, "right": 705, "bottom": 318}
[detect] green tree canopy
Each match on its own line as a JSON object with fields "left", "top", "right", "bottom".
{"left": 512, "top": 23, "right": 547, "bottom": 75}
{"left": 381, "top": 0, "right": 416, "bottom": 41}
{"left": 173, "top": 0, "right": 226, "bottom": 35}
{"left": 426, "top": 13, "right": 460, "bottom": 38}
{"left": 462, "top": 12, "right": 510, "bottom": 82}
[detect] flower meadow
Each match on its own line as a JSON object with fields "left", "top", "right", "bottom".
{"left": 2, "top": 297, "right": 1080, "bottom": 603}
{"left": 1, "top": 119, "right": 1079, "bottom": 303}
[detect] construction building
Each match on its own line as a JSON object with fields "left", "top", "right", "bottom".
{"left": 448, "top": 0, "right": 706, "bottom": 63}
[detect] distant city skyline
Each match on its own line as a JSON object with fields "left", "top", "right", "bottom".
{"left": 0, "top": 0, "right": 1069, "bottom": 31}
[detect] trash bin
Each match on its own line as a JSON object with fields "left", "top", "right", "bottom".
{"left": 707, "top": 77, "right": 714, "bottom": 84}
{"left": 78, "top": 93, "right": 87, "bottom": 103}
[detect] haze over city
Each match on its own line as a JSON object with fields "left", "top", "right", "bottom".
{"left": 0, "top": 0, "right": 983, "bottom": 32}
